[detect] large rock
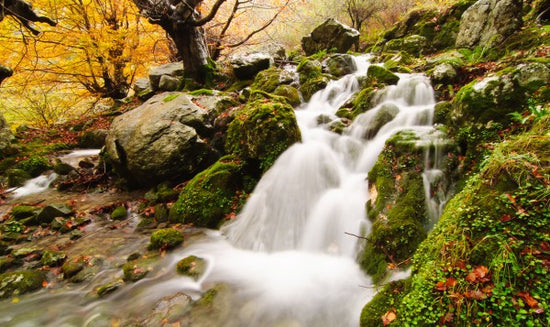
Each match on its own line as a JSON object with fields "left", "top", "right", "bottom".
{"left": 301, "top": 18, "right": 360, "bottom": 55}
{"left": 149, "top": 62, "right": 184, "bottom": 91}
{"left": 0, "top": 113, "right": 14, "bottom": 156}
{"left": 231, "top": 53, "right": 273, "bottom": 80}
{"left": 456, "top": 0, "right": 523, "bottom": 48}
{"left": 105, "top": 92, "right": 218, "bottom": 186}
{"left": 323, "top": 54, "right": 357, "bottom": 77}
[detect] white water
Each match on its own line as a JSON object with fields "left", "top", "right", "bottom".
{"left": 184, "top": 59, "right": 441, "bottom": 326}
{"left": 6, "top": 149, "right": 100, "bottom": 199}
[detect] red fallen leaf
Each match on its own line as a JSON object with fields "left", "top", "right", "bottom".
{"left": 446, "top": 277, "right": 457, "bottom": 288}
{"left": 541, "top": 242, "right": 550, "bottom": 251}
{"left": 505, "top": 193, "right": 517, "bottom": 206}
{"left": 455, "top": 261, "right": 467, "bottom": 270}
{"left": 382, "top": 309, "right": 397, "bottom": 326}
{"left": 482, "top": 285, "right": 494, "bottom": 295}
{"left": 465, "top": 272, "right": 477, "bottom": 283}
{"left": 440, "top": 311, "right": 454, "bottom": 324}
{"left": 436, "top": 281, "right": 447, "bottom": 291}
{"left": 518, "top": 291, "right": 539, "bottom": 309}
{"left": 464, "top": 289, "right": 487, "bottom": 300}
{"left": 500, "top": 214, "right": 512, "bottom": 222}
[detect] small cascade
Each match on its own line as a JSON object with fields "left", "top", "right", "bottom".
{"left": 9, "top": 173, "right": 59, "bottom": 198}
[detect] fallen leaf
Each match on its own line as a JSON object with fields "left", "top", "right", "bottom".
{"left": 464, "top": 289, "right": 487, "bottom": 300}
{"left": 518, "top": 291, "right": 539, "bottom": 309}
{"left": 382, "top": 309, "right": 397, "bottom": 326}
{"left": 446, "top": 277, "right": 457, "bottom": 288}
{"left": 500, "top": 214, "right": 512, "bottom": 222}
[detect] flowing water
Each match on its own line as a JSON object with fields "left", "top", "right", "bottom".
{"left": 0, "top": 58, "right": 450, "bottom": 326}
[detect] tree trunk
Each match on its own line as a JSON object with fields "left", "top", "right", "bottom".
{"left": 174, "top": 25, "right": 210, "bottom": 84}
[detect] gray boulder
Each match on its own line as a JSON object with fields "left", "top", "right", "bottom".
{"left": 430, "top": 63, "right": 458, "bottom": 84}
{"left": 158, "top": 75, "right": 182, "bottom": 91}
{"left": 513, "top": 63, "right": 550, "bottom": 91}
{"left": 231, "top": 53, "right": 273, "bottom": 80}
{"left": 323, "top": 54, "right": 357, "bottom": 77}
{"left": 149, "top": 62, "right": 184, "bottom": 91}
{"left": 133, "top": 78, "right": 150, "bottom": 94}
{"left": 456, "top": 0, "right": 523, "bottom": 48}
{"left": 301, "top": 18, "right": 360, "bottom": 56}
{"left": 105, "top": 92, "right": 218, "bottom": 186}
{"left": 0, "top": 113, "right": 14, "bottom": 155}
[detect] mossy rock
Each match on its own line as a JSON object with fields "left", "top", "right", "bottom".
{"left": 384, "top": 35, "right": 427, "bottom": 57}
{"left": 148, "top": 228, "right": 184, "bottom": 250}
{"left": 12, "top": 247, "right": 43, "bottom": 259}
{"left": 336, "top": 87, "right": 377, "bottom": 120}
{"left": 273, "top": 85, "right": 301, "bottom": 107}
{"left": 176, "top": 255, "right": 206, "bottom": 280}
{"left": 367, "top": 65, "right": 399, "bottom": 85}
{"left": 225, "top": 95, "right": 301, "bottom": 171}
{"left": 300, "top": 75, "right": 330, "bottom": 101}
{"left": 15, "top": 156, "right": 52, "bottom": 177}
{"left": 250, "top": 67, "right": 285, "bottom": 93}
{"left": 110, "top": 206, "right": 127, "bottom": 220}
{"left": 122, "top": 256, "right": 158, "bottom": 282}
{"left": 297, "top": 58, "right": 323, "bottom": 84}
{"left": 169, "top": 156, "right": 250, "bottom": 228}
{"left": 53, "top": 160, "right": 74, "bottom": 175}
{"left": 96, "top": 279, "right": 124, "bottom": 297}
{"left": 11, "top": 205, "right": 38, "bottom": 220}
{"left": 0, "top": 270, "right": 46, "bottom": 298}
{"left": 41, "top": 250, "right": 67, "bottom": 267}
{"left": 6, "top": 168, "right": 31, "bottom": 187}
{"left": 62, "top": 257, "right": 87, "bottom": 279}
{"left": 360, "top": 279, "right": 410, "bottom": 327}
{"left": 323, "top": 54, "right": 357, "bottom": 77}
{"left": 144, "top": 183, "right": 179, "bottom": 205}
{"left": 36, "top": 204, "right": 73, "bottom": 225}
{"left": 154, "top": 203, "right": 169, "bottom": 222}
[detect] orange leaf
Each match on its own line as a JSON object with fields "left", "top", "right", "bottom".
{"left": 436, "top": 281, "right": 446, "bottom": 291}
{"left": 518, "top": 291, "right": 539, "bottom": 309}
{"left": 464, "top": 289, "right": 487, "bottom": 300}
{"left": 446, "top": 277, "right": 457, "bottom": 288}
{"left": 382, "top": 309, "right": 397, "bottom": 326}
{"left": 500, "top": 214, "right": 512, "bottom": 222}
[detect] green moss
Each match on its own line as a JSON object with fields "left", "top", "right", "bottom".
{"left": 169, "top": 156, "right": 249, "bottom": 228}
{"left": 300, "top": 76, "right": 330, "bottom": 102}
{"left": 6, "top": 168, "right": 31, "bottom": 187}
{"left": 110, "top": 206, "right": 127, "bottom": 220}
{"left": 385, "top": 119, "right": 550, "bottom": 326}
{"left": 360, "top": 279, "right": 410, "bottom": 327}
{"left": 96, "top": 279, "right": 124, "bottom": 297}
{"left": 11, "top": 205, "right": 37, "bottom": 220}
{"left": 225, "top": 96, "right": 301, "bottom": 171}
{"left": 122, "top": 256, "right": 158, "bottom": 282}
{"left": 189, "top": 89, "right": 215, "bottom": 96}
{"left": 144, "top": 183, "right": 179, "bottom": 205}
{"left": 176, "top": 255, "right": 206, "bottom": 280}
{"left": 148, "top": 228, "right": 183, "bottom": 250}
{"left": 250, "top": 67, "right": 284, "bottom": 93}
{"left": 367, "top": 66, "right": 399, "bottom": 85}
{"left": 359, "top": 244, "right": 388, "bottom": 284}
{"left": 0, "top": 270, "right": 46, "bottom": 298}
{"left": 62, "top": 257, "right": 87, "bottom": 279}
{"left": 273, "top": 85, "right": 301, "bottom": 107}
{"left": 297, "top": 58, "right": 323, "bottom": 84}
{"left": 14, "top": 156, "right": 52, "bottom": 177}
{"left": 163, "top": 94, "right": 181, "bottom": 102}
{"left": 41, "top": 250, "right": 67, "bottom": 267}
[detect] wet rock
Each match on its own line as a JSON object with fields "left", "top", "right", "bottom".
{"left": 176, "top": 255, "right": 206, "bottom": 280}
{"left": 154, "top": 203, "right": 169, "bottom": 222}
{"left": 149, "top": 62, "right": 184, "bottom": 91}
{"left": 0, "top": 270, "right": 46, "bottom": 298}
{"left": 41, "top": 250, "right": 67, "bottom": 267}
{"left": 96, "top": 279, "right": 124, "bottom": 297}
{"left": 144, "top": 183, "right": 179, "bottom": 205}
{"left": 122, "top": 256, "right": 157, "bottom": 282}
{"left": 367, "top": 65, "right": 400, "bottom": 85}
{"left": 148, "top": 228, "right": 183, "bottom": 250}
{"left": 231, "top": 53, "right": 273, "bottom": 80}
{"left": 36, "top": 204, "right": 73, "bottom": 225}
{"left": 513, "top": 63, "right": 550, "bottom": 92}
{"left": 323, "top": 54, "right": 357, "bottom": 77}
{"left": 0, "top": 256, "right": 18, "bottom": 273}
{"left": 12, "top": 247, "right": 43, "bottom": 260}
{"left": 250, "top": 67, "right": 288, "bottom": 93}
{"left": 140, "top": 293, "right": 192, "bottom": 326}
{"left": 110, "top": 206, "right": 127, "bottom": 220}
{"left": 105, "top": 92, "right": 217, "bottom": 186}
{"left": 69, "top": 229, "right": 83, "bottom": 240}
{"left": 62, "top": 257, "right": 87, "bottom": 279}
{"left": 301, "top": 18, "right": 360, "bottom": 55}
{"left": 11, "top": 205, "right": 38, "bottom": 220}
{"left": 78, "top": 159, "right": 95, "bottom": 169}
{"left": 53, "top": 159, "right": 74, "bottom": 175}
{"left": 456, "top": 0, "right": 523, "bottom": 48}
{"left": 274, "top": 85, "right": 301, "bottom": 107}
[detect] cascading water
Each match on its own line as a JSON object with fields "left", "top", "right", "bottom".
{"left": 0, "top": 58, "right": 451, "bottom": 326}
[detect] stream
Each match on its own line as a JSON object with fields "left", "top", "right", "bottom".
{"left": 0, "top": 56, "right": 448, "bottom": 326}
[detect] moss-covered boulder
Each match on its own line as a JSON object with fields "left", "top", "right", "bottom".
{"left": 110, "top": 206, "right": 127, "bottom": 220}
{"left": 323, "top": 54, "right": 357, "bottom": 77}
{"left": 36, "top": 204, "right": 73, "bottom": 225}
{"left": 297, "top": 58, "right": 323, "bottom": 84}
{"left": 62, "top": 257, "right": 87, "bottom": 279}
{"left": 11, "top": 205, "right": 38, "bottom": 220}
{"left": 148, "top": 228, "right": 183, "bottom": 250}
{"left": 273, "top": 85, "right": 301, "bottom": 107}
{"left": 384, "top": 35, "right": 428, "bottom": 57}
{"left": 169, "top": 156, "right": 252, "bottom": 228}
{"left": 0, "top": 270, "right": 46, "bottom": 298}
{"left": 53, "top": 159, "right": 74, "bottom": 175}
{"left": 122, "top": 256, "right": 157, "bottom": 282}
{"left": 361, "top": 129, "right": 458, "bottom": 283}
{"left": 367, "top": 65, "right": 399, "bottom": 85}
{"left": 6, "top": 168, "right": 31, "bottom": 187}
{"left": 96, "top": 279, "right": 124, "bottom": 297}
{"left": 41, "top": 250, "right": 67, "bottom": 267}
{"left": 14, "top": 156, "right": 52, "bottom": 178}
{"left": 250, "top": 67, "right": 289, "bottom": 93}
{"left": 301, "top": 18, "right": 360, "bottom": 55}
{"left": 144, "top": 183, "right": 179, "bottom": 205}
{"left": 336, "top": 87, "right": 378, "bottom": 121}
{"left": 360, "top": 279, "right": 410, "bottom": 327}
{"left": 300, "top": 76, "right": 330, "bottom": 101}
{"left": 176, "top": 255, "right": 206, "bottom": 280}
{"left": 225, "top": 95, "right": 301, "bottom": 171}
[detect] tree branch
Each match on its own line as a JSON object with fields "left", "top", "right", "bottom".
{"left": 189, "top": 0, "right": 227, "bottom": 26}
